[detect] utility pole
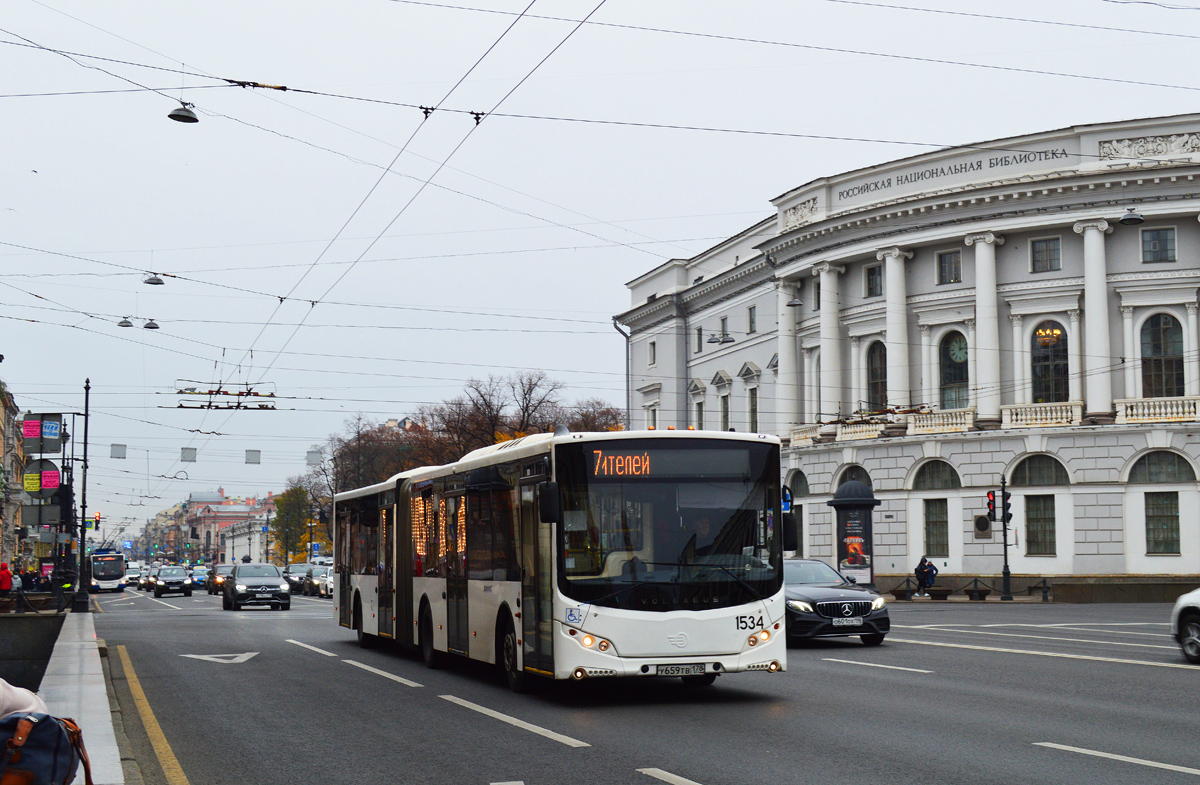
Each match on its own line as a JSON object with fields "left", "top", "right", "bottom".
{"left": 72, "top": 380, "right": 91, "bottom": 612}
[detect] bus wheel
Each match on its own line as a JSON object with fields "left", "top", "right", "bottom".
{"left": 419, "top": 605, "right": 442, "bottom": 669}
{"left": 681, "top": 673, "right": 717, "bottom": 687}
{"left": 499, "top": 616, "right": 527, "bottom": 693}
{"left": 354, "top": 598, "right": 375, "bottom": 649}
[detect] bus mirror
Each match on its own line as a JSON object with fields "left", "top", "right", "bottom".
{"left": 539, "top": 482, "right": 561, "bottom": 524}
{"left": 781, "top": 512, "right": 797, "bottom": 552}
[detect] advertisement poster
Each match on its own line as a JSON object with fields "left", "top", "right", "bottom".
{"left": 836, "top": 507, "right": 873, "bottom": 585}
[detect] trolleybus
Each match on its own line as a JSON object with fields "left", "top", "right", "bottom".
{"left": 89, "top": 551, "right": 127, "bottom": 592}
{"left": 334, "top": 427, "right": 789, "bottom": 691}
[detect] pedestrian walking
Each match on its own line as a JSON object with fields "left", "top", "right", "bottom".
{"left": 914, "top": 557, "right": 938, "bottom": 598}
{"left": 0, "top": 563, "right": 12, "bottom": 598}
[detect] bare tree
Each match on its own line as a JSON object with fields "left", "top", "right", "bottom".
{"left": 508, "top": 371, "right": 564, "bottom": 435}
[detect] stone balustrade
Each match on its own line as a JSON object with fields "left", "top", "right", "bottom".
{"left": 836, "top": 421, "right": 886, "bottom": 441}
{"left": 789, "top": 424, "right": 822, "bottom": 446}
{"left": 1000, "top": 401, "right": 1083, "bottom": 429}
{"left": 906, "top": 408, "right": 975, "bottom": 435}
{"left": 1115, "top": 396, "right": 1200, "bottom": 424}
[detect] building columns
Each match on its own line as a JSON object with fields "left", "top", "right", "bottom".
{"left": 1068, "top": 309, "right": 1083, "bottom": 403}
{"left": 776, "top": 283, "right": 800, "bottom": 432}
{"left": 816, "top": 262, "right": 845, "bottom": 422}
{"left": 1010, "top": 314, "right": 1027, "bottom": 404}
{"left": 878, "top": 246, "right": 913, "bottom": 416}
{"left": 1187, "top": 303, "right": 1199, "bottom": 397}
{"left": 965, "top": 232, "right": 1004, "bottom": 421}
{"left": 920, "top": 325, "right": 934, "bottom": 407}
{"left": 802, "top": 348, "right": 814, "bottom": 424}
{"left": 1121, "top": 306, "right": 1137, "bottom": 398}
{"left": 1074, "top": 219, "right": 1115, "bottom": 416}
{"left": 965, "top": 318, "right": 977, "bottom": 409}
{"left": 849, "top": 337, "right": 862, "bottom": 411}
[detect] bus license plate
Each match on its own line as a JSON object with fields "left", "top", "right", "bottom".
{"left": 831, "top": 617, "right": 863, "bottom": 627}
{"left": 657, "top": 664, "right": 705, "bottom": 676}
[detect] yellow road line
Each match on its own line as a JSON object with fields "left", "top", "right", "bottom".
{"left": 116, "top": 645, "right": 191, "bottom": 785}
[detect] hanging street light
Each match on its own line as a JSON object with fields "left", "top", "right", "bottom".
{"left": 168, "top": 102, "right": 199, "bottom": 123}
{"left": 143, "top": 319, "right": 160, "bottom": 330}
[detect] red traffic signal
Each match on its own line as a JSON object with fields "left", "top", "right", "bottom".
{"left": 986, "top": 491, "right": 996, "bottom": 522}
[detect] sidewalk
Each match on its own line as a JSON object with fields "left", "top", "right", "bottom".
{"left": 37, "top": 611, "right": 125, "bottom": 785}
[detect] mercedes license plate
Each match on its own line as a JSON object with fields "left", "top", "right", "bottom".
{"left": 657, "top": 664, "right": 705, "bottom": 676}
{"left": 831, "top": 617, "right": 863, "bottom": 627}
{"left": 255, "top": 592, "right": 272, "bottom": 598}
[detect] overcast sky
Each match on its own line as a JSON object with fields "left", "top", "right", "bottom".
{"left": 3, "top": 0, "right": 1197, "bottom": 539}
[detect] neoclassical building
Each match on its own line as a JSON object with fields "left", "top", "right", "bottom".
{"left": 617, "top": 113, "right": 1200, "bottom": 589}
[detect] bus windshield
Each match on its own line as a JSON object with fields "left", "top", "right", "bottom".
{"left": 91, "top": 556, "right": 125, "bottom": 580}
{"left": 555, "top": 438, "right": 781, "bottom": 611}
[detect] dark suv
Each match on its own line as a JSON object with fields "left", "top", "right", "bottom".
{"left": 283, "top": 563, "right": 310, "bottom": 593}
{"left": 206, "top": 564, "right": 235, "bottom": 595}
{"left": 154, "top": 566, "right": 192, "bottom": 598}
{"left": 222, "top": 563, "right": 290, "bottom": 611}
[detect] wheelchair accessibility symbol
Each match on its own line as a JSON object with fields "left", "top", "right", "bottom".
{"left": 565, "top": 607, "right": 582, "bottom": 624}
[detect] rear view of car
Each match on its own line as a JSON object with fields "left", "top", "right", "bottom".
{"left": 1171, "top": 587, "right": 1200, "bottom": 663}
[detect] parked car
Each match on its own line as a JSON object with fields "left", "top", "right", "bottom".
{"left": 206, "top": 564, "right": 235, "bottom": 595}
{"left": 190, "top": 566, "right": 209, "bottom": 590}
{"left": 222, "top": 563, "right": 290, "bottom": 611}
{"left": 139, "top": 567, "right": 157, "bottom": 591}
{"left": 782, "top": 558, "right": 889, "bottom": 647}
{"left": 302, "top": 565, "right": 329, "bottom": 596}
{"left": 1171, "top": 587, "right": 1200, "bottom": 663}
{"left": 153, "top": 566, "right": 192, "bottom": 598}
{"left": 283, "top": 563, "right": 310, "bottom": 592}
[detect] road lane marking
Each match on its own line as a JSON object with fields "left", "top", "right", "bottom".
{"left": 179, "top": 652, "right": 259, "bottom": 664}
{"left": 890, "top": 638, "right": 1200, "bottom": 670}
{"left": 440, "top": 695, "right": 589, "bottom": 747}
{"left": 638, "top": 768, "right": 704, "bottom": 785}
{"left": 822, "top": 658, "right": 933, "bottom": 674}
{"left": 116, "top": 645, "right": 191, "bottom": 785}
{"left": 344, "top": 659, "right": 422, "bottom": 687}
{"left": 1050, "top": 627, "right": 1171, "bottom": 638}
{"left": 286, "top": 639, "right": 337, "bottom": 657}
{"left": 912, "top": 626, "right": 1176, "bottom": 650}
{"left": 143, "top": 595, "right": 182, "bottom": 610}
{"left": 1035, "top": 743, "right": 1200, "bottom": 775}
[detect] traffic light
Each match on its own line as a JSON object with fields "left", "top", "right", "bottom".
{"left": 1002, "top": 488, "right": 1012, "bottom": 524}
{"left": 986, "top": 491, "right": 996, "bottom": 522}
{"left": 92, "top": 512, "right": 100, "bottom": 529}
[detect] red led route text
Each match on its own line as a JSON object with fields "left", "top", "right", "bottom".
{"left": 593, "top": 450, "right": 651, "bottom": 477}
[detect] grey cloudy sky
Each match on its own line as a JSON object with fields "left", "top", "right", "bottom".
{"left": 2, "top": 0, "right": 1195, "bottom": 536}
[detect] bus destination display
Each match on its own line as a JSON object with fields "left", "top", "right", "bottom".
{"left": 589, "top": 447, "right": 750, "bottom": 478}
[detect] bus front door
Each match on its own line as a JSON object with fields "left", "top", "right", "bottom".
{"left": 445, "top": 496, "right": 469, "bottom": 655}
{"left": 337, "top": 513, "right": 352, "bottom": 628}
{"left": 520, "top": 484, "right": 553, "bottom": 676}
{"left": 379, "top": 507, "right": 394, "bottom": 638}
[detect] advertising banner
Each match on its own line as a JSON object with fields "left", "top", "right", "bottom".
{"left": 836, "top": 507, "right": 874, "bottom": 586}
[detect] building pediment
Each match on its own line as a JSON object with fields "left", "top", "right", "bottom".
{"left": 711, "top": 370, "right": 732, "bottom": 388}
{"left": 738, "top": 362, "right": 761, "bottom": 381}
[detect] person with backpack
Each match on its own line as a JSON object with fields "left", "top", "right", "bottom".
{"left": 914, "top": 557, "right": 938, "bottom": 598}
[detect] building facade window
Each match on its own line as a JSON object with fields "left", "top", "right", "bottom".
{"left": 866, "top": 341, "right": 887, "bottom": 411}
{"left": 1141, "top": 313, "right": 1185, "bottom": 398}
{"left": 1145, "top": 491, "right": 1181, "bottom": 555}
{"left": 939, "top": 331, "right": 970, "bottom": 409}
{"left": 1025, "top": 494, "right": 1057, "bottom": 555}
{"left": 1142, "top": 227, "right": 1176, "bottom": 262}
{"left": 865, "top": 265, "right": 883, "bottom": 298}
{"left": 695, "top": 326, "right": 704, "bottom": 353}
{"left": 720, "top": 316, "right": 729, "bottom": 338}
{"left": 1130, "top": 451, "right": 1196, "bottom": 483}
{"left": 645, "top": 405, "right": 658, "bottom": 429}
{"left": 913, "top": 460, "right": 961, "bottom": 490}
{"left": 937, "top": 250, "right": 962, "bottom": 285}
{"left": 1031, "top": 237, "right": 1061, "bottom": 272}
{"left": 1031, "top": 320, "right": 1069, "bottom": 403}
{"left": 720, "top": 394, "right": 730, "bottom": 431}
{"left": 747, "top": 306, "right": 757, "bottom": 334}
{"left": 1011, "top": 454, "right": 1070, "bottom": 487}
{"left": 694, "top": 400, "right": 704, "bottom": 430}
{"left": 838, "top": 465, "right": 872, "bottom": 489}
{"left": 748, "top": 387, "right": 758, "bottom": 432}
{"left": 647, "top": 340, "right": 656, "bottom": 367}
{"left": 924, "top": 498, "right": 949, "bottom": 559}
{"left": 813, "top": 277, "right": 821, "bottom": 311}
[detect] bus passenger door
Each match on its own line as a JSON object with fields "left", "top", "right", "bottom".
{"left": 520, "top": 484, "right": 553, "bottom": 676}
{"left": 378, "top": 506, "right": 394, "bottom": 637}
{"left": 337, "top": 510, "right": 352, "bottom": 628}
{"left": 445, "top": 496, "right": 469, "bottom": 654}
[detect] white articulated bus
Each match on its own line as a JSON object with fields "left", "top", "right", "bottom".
{"left": 333, "top": 428, "right": 787, "bottom": 691}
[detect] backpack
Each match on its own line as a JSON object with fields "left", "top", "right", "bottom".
{"left": 0, "top": 712, "right": 94, "bottom": 785}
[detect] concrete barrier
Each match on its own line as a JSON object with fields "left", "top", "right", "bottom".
{"left": 0, "top": 612, "right": 66, "bottom": 690}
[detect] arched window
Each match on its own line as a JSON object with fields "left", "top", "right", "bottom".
{"left": 1031, "top": 320, "right": 1069, "bottom": 404}
{"left": 913, "top": 460, "right": 961, "bottom": 490}
{"left": 790, "top": 471, "right": 810, "bottom": 497}
{"left": 939, "top": 331, "right": 969, "bottom": 409}
{"left": 1129, "top": 451, "right": 1196, "bottom": 483}
{"left": 838, "top": 465, "right": 872, "bottom": 489}
{"left": 1010, "top": 455, "right": 1069, "bottom": 486}
{"left": 866, "top": 341, "right": 887, "bottom": 411}
{"left": 1141, "top": 313, "right": 1184, "bottom": 398}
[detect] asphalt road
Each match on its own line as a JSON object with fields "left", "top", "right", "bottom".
{"left": 94, "top": 590, "right": 1199, "bottom": 785}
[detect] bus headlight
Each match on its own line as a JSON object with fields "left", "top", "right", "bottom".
{"left": 597, "top": 639, "right": 610, "bottom": 652}
{"left": 758, "top": 630, "right": 770, "bottom": 643}
{"left": 581, "top": 635, "right": 595, "bottom": 648}
{"left": 871, "top": 596, "right": 887, "bottom": 611}
{"left": 786, "top": 600, "right": 814, "bottom": 614}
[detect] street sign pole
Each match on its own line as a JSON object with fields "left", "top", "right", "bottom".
{"left": 72, "top": 381, "right": 91, "bottom": 612}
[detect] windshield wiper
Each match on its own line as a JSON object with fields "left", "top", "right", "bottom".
{"left": 639, "top": 560, "right": 768, "bottom": 602}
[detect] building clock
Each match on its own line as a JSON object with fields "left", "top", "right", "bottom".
{"left": 949, "top": 335, "right": 968, "bottom": 363}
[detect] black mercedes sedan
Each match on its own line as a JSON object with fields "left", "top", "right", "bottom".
{"left": 783, "top": 558, "right": 889, "bottom": 646}
{"left": 221, "top": 563, "right": 291, "bottom": 611}
{"left": 153, "top": 566, "right": 192, "bottom": 598}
